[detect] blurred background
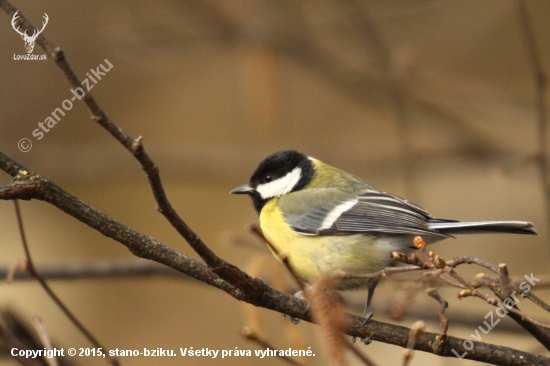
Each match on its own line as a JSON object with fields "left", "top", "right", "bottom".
{"left": 1, "top": 0, "right": 549, "bottom": 365}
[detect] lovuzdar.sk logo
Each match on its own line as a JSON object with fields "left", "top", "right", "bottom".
{"left": 11, "top": 11, "right": 48, "bottom": 60}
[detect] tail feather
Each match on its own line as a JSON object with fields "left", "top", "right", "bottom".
{"left": 427, "top": 221, "right": 537, "bottom": 236}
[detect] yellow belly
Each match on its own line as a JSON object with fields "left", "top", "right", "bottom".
{"left": 259, "top": 199, "right": 404, "bottom": 289}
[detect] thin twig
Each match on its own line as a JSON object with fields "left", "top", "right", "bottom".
{"left": 13, "top": 201, "right": 119, "bottom": 366}
{"left": 446, "top": 256, "right": 500, "bottom": 273}
{"left": 425, "top": 288, "right": 449, "bottom": 355}
{"left": 2, "top": 259, "right": 187, "bottom": 282}
{"left": 522, "top": 290, "right": 550, "bottom": 313}
{"left": 31, "top": 316, "right": 58, "bottom": 366}
{"left": 402, "top": 320, "right": 424, "bottom": 366}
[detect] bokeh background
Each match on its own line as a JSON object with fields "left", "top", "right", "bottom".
{"left": 1, "top": 0, "right": 550, "bottom": 365}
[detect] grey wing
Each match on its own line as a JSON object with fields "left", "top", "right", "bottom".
{"left": 283, "top": 189, "right": 452, "bottom": 238}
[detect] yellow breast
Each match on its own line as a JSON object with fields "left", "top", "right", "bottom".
{"left": 259, "top": 199, "right": 401, "bottom": 289}
{"left": 260, "top": 199, "right": 321, "bottom": 281}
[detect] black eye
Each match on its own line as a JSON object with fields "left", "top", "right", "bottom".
{"left": 264, "top": 175, "right": 273, "bottom": 183}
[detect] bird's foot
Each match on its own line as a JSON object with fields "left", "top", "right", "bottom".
{"left": 351, "top": 309, "right": 374, "bottom": 344}
{"left": 362, "top": 310, "right": 373, "bottom": 325}
{"left": 282, "top": 290, "right": 309, "bottom": 324}
{"left": 351, "top": 333, "right": 374, "bottom": 345}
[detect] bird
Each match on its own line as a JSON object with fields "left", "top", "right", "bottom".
{"left": 230, "top": 150, "right": 537, "bottom": 330}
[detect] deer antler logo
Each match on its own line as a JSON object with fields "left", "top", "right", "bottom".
{"left": 11, "top": 11, "right": 49, "bottom": 54}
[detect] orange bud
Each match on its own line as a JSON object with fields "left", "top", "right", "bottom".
{"left": 413, "top": 236, "right": 426, "bottom": 249}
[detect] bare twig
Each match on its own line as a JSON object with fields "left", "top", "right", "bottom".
{"left": 522, "top": 290, "right": 550, "bottom": 313}
{"left": 446, "top": 256, "right": 500, "bottom": 273}
{"left": 31, "top": 316, "right": 58, "bottom": 366}
{"left": 425, "top": 288, "right": 449, "bottom": 355}
{"left": 13, "top": 201, "right": 119, "bottom": 366}
{"left": 498, "top": 263, "right": 516, "bottom": 299}
{"left": 402, "top": 320, "right": 424, "bottom": 366}
{"left": 2, "top": 259, "right": 187, "bottom": 282}
{"left": 5, "top": 260, "right": 24, "bottom": 284}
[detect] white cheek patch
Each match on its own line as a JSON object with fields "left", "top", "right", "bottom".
{"left": 319, "top": 198, "right": 358, "bottom": 230}
{"left": 256, "top": 167, "right": 302, "bottom": 199}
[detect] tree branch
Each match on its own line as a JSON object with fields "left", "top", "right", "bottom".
{"left": 1, "top": 260, "right": 186, "bottom": 282}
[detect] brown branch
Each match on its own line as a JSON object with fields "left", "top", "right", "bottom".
{"left": 1, "top": 259, "right": 187, "bottom": 282}
{"left": 30, "top": 316, "right": 57, "bottom": 366}
{"left": 13, "top": 201, "right": 119, "bottom": 366}
{"left": 522, "top": 290, "right": 550, "bottom": 313}
{"left": 426, "top": 288, "right": 449, "bottom": 355}
{"left": 446, "top": 256, "right": 500, "bottom": 273}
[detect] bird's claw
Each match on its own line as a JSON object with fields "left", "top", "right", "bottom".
{"left": 361, "top": 333, "right": 374, "bottom": 345}
{"left": 351, "top": 309, "right": 374, "bottom": 344}
{"left": 281, "top": 290, "right": 310, "bottom": 324}
{"left": 352, "top": 332, "right": 374, "bottom": 345}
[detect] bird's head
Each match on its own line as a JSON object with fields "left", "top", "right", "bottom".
{"left": 231, "top": 150, "right": 314, "bottom": 213}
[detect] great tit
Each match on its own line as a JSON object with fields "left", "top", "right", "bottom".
{"left": 231, "top": 150, "right": 537, "bottom": 321}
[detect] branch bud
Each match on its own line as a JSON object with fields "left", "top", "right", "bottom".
{"left": 458, "top": 289, "right": 472, "bottom": 299}
{"left": 413, "top": 236, "right": 426, "bottom": 249}
{"left": 391, "top": 252, "right": 409, "bottom": 263}
{"left": 410, "top": 320, "right": 425, "bottom": 339}
{"left": 474, "top": 273, "right": 486, "bottom": 280}
{"left": 434, "top": 255, "right": 446, "bottom": 269}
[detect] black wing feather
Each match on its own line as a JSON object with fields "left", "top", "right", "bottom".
{"left": 284, "top": 190, "right": 452, "bottom": 238}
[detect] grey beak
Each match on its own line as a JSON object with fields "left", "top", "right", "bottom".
{"left": 230, "top": 183, "right": 255, "bottom": 194}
